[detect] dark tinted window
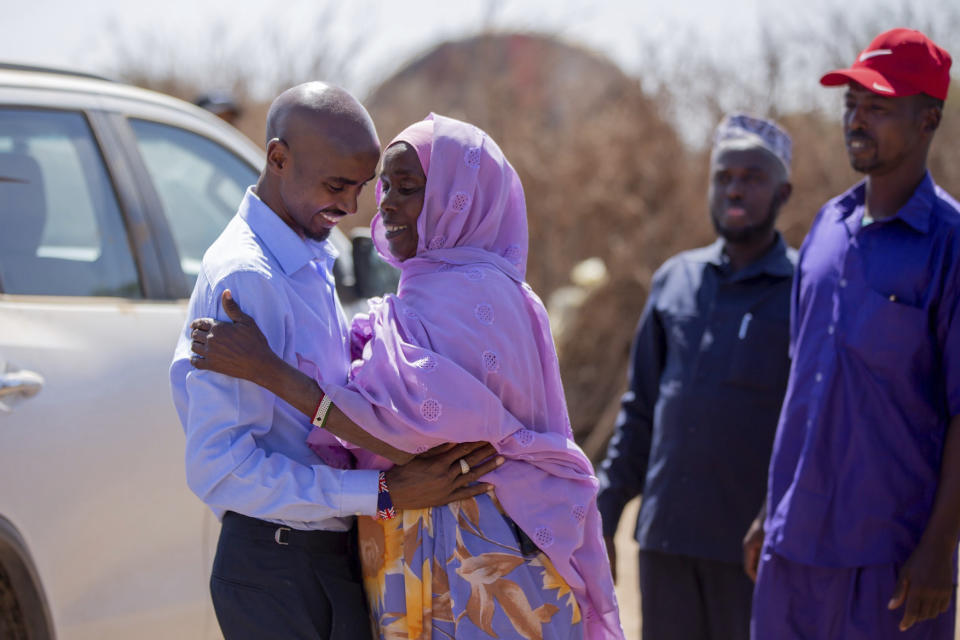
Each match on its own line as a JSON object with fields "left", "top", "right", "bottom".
{"left": 0, "top": 109, "right": 141, "bottom": 297}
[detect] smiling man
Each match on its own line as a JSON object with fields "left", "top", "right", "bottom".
{"left": 750, "top": 29, "right": 960, "bottom": 639}
{"left": 597, "top": 114, "right": 795, "bottom": 640}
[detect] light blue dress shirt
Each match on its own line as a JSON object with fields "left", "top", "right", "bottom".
{"left": 170, "top": 187, "right": 378, "bottom": 530}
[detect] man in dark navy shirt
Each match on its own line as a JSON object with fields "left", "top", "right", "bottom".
{"left": 597, "top": 114, "right": 796, "bottom": 640}
{"left": 749, "top": 29, "right": 960, "bottom": 640}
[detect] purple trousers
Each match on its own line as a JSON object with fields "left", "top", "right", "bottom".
{"left": 752, "top": 550, "right": 955, "bottom": 640}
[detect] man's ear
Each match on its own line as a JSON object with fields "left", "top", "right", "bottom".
{"left": 266, "top": 137, "right": 289, "bottom": 174}
{"left": 916, "top": 96, "right": 942, "bottom": 136}
{"left": 922, "top": 105, "right": 942, "bottom": 135}
{"left": 775, "top": 181, "right": 793, "bottom": 209}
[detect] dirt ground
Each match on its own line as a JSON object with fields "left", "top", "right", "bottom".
{"left": 609, "top": 498, "right": 960, "bottom": 639}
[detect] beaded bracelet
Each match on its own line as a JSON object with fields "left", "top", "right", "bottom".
{"left": 376, "top": 471, "right": 397, "bottom": 520}
{"left": 312, "top": 393, "right": 332, "bottom": 429}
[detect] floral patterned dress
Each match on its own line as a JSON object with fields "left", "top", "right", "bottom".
{"left": 358, "top": 493, "right": 583, "bottom": 640}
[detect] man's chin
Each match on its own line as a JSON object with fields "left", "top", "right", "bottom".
{"left": 717, "top": 223, "right": 773, "bottom": 245}
{"left": 848, "top": 154, "right": 879, "bottom": 174}
{"left": 713, "top": 217, "right": 754, "bottom": 243}
{"left": 305, "top": 228, "right": 332, "bottom": 242}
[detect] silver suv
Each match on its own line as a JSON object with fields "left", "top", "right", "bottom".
{"left": 0, "top": 64, "right": 394, "bottom": 639}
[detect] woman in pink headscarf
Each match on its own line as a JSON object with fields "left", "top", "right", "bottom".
{"left": 190, "top": 115, "right": 622, "bottom": 640}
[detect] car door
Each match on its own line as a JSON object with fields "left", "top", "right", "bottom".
{"left": 0, "top": 103, "right": 231, "bottom": 639}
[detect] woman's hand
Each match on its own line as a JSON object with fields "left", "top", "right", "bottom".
{"left": 190, "top": 290, "right": 278, "bottom": 386}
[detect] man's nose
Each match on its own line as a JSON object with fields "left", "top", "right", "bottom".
{"left": 339, "top": 188, "right": 360, "bottom": 215}
{"left": 846, "top": 103, "right": 867, "bottom": 130}
{"left": 726, "top": 177, "right": 745, "bottom": 199}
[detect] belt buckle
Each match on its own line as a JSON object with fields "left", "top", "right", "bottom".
{"left": 274, "top": 526, "right": 291, "bottom": 545}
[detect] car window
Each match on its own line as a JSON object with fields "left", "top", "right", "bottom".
{"left": 0, "top": 109, "right": 142, "bottom": 297}
{"left": 129, "top": 120, "right": 258, "bottom": 281}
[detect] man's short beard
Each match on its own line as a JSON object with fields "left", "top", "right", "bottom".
{"left": 849, "top": 154, "right": 881, "bottom": 174}
{"left": 304, "top": 227, "right": 332, "bottom": 242}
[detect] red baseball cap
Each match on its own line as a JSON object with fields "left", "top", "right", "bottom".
{"left": 820, "top": 28, "right": 952, "bottom": 100}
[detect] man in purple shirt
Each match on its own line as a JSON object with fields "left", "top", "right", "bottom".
{"left": 748, "top": 29, "right": 960, "bottom": 639}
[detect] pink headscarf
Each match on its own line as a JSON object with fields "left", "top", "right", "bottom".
{"left": 317, "top": 114, "right": 623, "bottom": 639}
{"left": 389, "top": 118, "right": 433, "bottom": 177}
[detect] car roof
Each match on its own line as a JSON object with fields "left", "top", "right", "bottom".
{"left": 0, "top": 63, "right": 197, "bottom": 110}
{"left": 0, "top": 62, "right": 266, "bottom": 163}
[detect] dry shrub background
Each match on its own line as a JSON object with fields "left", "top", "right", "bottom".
{"left": 113, "top": 9, "right": 960, "bottom": 459}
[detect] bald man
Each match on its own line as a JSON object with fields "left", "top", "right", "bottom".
{"left": 170, "top": 83, "right": 497, "bottom": 639}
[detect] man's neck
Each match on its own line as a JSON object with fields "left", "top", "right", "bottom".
{"left": 865, "top": 161, "right": 927, "bottom": 221}
{"left": 723, "top": 232, "right": 776, "bottom": 273}
{"left": 254, "top": 177, "right": 303, "bottom": 239}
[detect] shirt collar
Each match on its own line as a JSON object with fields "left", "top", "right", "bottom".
{"left": 238, "top": 187, "right": 339, "bottom": 275}
{"left": 834, "top": 173, "right": 935, "bottom": 235}
{"left": 696, "top": 233, "right": 793, "bottom": 280}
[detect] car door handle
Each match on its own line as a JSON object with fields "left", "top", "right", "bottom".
{"left": 0, "top": 368, "right": 44, "bottom": 400}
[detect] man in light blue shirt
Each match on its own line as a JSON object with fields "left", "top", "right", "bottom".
{"left": 171, "top": 83, "right": 497, "bottom": 640}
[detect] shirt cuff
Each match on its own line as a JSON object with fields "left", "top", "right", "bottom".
{"left": 339, "top": 469, "right": 380, "bottom": 517}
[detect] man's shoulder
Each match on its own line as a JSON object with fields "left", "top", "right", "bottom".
{"left": 932, "top": 184, "right": 960, "bottom": 229}
{"left": 647, "top": 246, "right": 716, "bottom": 295}
{"left": 201, "top": 215, "right": 278, "bottom": 288}
{"left": 660, "top": 244, "right": 718, "bottom": 272}
{"left": 815, "top": 182, "right": 864, "bottom": 225}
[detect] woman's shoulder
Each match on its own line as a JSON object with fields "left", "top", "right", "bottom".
{"left": 401, "top": 264, "right": 524, "bottom": 309}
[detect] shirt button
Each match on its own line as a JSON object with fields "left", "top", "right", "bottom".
{"left": 839, "top": 278, "right": 848, "bottom": 288}
{"left": 815, "top": 372, "right": 823, "bottom": 382}
{"left": 828, "top": 325, "right": 835, "bottom": 335}
{"left": 806, "top": 418, "right": 813, "bottom": 428}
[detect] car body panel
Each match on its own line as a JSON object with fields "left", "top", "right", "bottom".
{"left": 0, "top": 296, "right": 217, "bottom": 639}
{"left": 0, "top": 67, "right": 265, "bottom": 639}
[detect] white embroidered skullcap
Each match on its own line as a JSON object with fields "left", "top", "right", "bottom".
{"left": 713, "top": 113, "right": 792, "bottom": 176}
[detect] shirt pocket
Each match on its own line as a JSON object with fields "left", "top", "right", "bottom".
{"left": 842, "top": 286, "right": 930, "bottom": 373}
{"left": 726, "top": 314, "right": 790, "bottom": 392}
{"left": 659, "top": 312, "right": 702, "bottom": 383}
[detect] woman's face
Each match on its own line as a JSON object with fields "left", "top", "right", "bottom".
{"left": 378, "top": 142, "right": 426, "bottom": 261}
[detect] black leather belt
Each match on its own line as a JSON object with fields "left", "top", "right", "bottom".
{"left": 222, "top": 511, "right": 352, "bottom": 554}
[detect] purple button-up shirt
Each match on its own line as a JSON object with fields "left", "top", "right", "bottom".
{"left": 765, "top": 173, "right": 960, "bottom": 567}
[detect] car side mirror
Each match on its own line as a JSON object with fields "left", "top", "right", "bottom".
{"left": 351, "top": 230, "right": 399, "bottom": 299}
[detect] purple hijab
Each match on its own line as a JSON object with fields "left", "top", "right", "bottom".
{"left": 315, "top": 114, "right": 622, "bottom": 638}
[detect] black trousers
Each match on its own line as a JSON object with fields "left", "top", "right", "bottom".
{"left": 210, "top": 512, "right": 373, "bottom": 640}
{"left": 638, "top": 549, "right": 753, "bottom": 640}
